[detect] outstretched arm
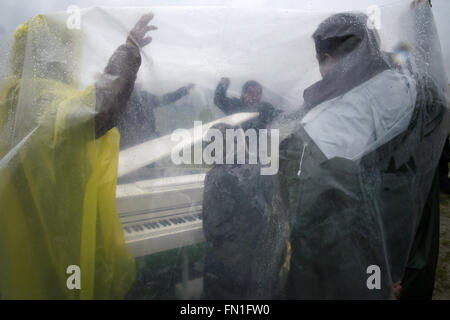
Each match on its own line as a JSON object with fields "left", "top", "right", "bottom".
{"left": 95, "top": 13, "right": 156, "bottom": 138}
{"left": 213, "top": 77, "right": 242, "bottom": 114}
{"left": 145, "top": 84, "right": 195, "bottom": 108}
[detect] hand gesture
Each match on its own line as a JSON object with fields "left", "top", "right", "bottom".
{"left": 393, "top": 281, "right": 402, "bottom": 300}
{"left": 178, "top": 84, "right": 195, "bottom": 96}
{"left": 127, "top": 13, "right": 157, "bottom": 49}
{"left": 219, "top": 77, "right": 231, "bottom": 90}
{"left": 411, "top": 0, "right": 432, "bottom": 8}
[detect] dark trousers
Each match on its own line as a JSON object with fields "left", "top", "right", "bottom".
{"left": 439, "top": 136, "right": 450, "bottom": 178}
{"left": 400, "top": 169, "right": 440, "bottom": 300}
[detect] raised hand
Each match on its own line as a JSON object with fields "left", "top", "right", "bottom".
{"left": 393, "top": 281, "right": 402, "bottom": 300}
{"left": 219, "top": 77, "right": 231, "bottom": 90}
{"left": 127, "top": 13, "right": 157, "bottom": 49}
{"left": 411, "top": 0, "right": 432, "bottom": 8}
{"left": 178, "top": 84, "right": 195, "bottom": 96}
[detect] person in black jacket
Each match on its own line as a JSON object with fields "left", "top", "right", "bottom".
{"left": 202, "top": 123, "right": 289, "bottom": 300}
{"left": 118, "top": 84, "right": 195, "bottom": 148}
{"left": 279, "top": 10, "right": 447, "bottom": 299}
{"left": 95, "top": 13, "right": 156, "bottom": 139}
{"left": 214, "top": 77, "right": 279, "bottom": 130}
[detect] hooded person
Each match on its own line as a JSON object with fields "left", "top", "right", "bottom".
{"left": 202, "top": 123, "right": 289, "bottom": 300}
{"left": 213, "top": 78, "right": 279, "bottom": 131}
{"left": 278, "top": 8, "right": 448, "bottom": 299}
{"left": 0, "top": 13, "right": 156, "bottom": 299}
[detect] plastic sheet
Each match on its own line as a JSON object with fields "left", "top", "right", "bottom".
{"left": 0, "top": 1, "right": 448, "bottom": 299}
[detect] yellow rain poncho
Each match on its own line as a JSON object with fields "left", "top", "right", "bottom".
{"left": 0, "top": 15, "right": 135, "bottom": 299}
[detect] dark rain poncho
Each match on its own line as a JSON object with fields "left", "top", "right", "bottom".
{"left": 278, "top": 10, "right": 449, "bottom": 299}
{"left": 202, "top": 125, "right": 289, "bottom": 300}
{"left": 202, "top": 164, "right": 280, "bottom": 299}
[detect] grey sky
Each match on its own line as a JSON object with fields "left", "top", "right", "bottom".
{"left": 0, "top": 0, "right": 449, "bottom": 78}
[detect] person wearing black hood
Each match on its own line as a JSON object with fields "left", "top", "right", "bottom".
{"left": 278, "top": 9, "right": 447, "bottom": 299}
{"left": 214, "top": 77, "right": 279, "bottom": 130}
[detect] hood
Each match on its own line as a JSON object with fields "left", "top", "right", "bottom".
{"left": 303, "top": 12, "right": 391, "bottom": 112}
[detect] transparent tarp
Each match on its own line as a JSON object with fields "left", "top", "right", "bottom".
{"left": 0, "top": 1, "right": 448, "bottom": 299}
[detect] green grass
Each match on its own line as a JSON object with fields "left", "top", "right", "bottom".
{"left": 125, "top": 242, "right": 208, "bottom": 300}
{"left": 433, "top": 192, "right": 450, "bottom": 299}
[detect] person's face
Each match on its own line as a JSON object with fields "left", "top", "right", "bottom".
{"left": 317, "top": 53, "right": 336, "bottom": 78}
{"left": 243, "top": 86, "right": 262, "bottom": 106}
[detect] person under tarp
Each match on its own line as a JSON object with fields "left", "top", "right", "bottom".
{"left": 214, "top": 77, "right": 279, "bottom": 131}
{"left": 202, "top": 123, "right": 289, "bottom": 300}
{"left": 278, "top": 4, "right": 448, "bottom": 299}
{"left": 0, "top": 13, "right": 156, "bottom": 299}
{"left": 118, "top": 83, "right": 195, "bottom": 149}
